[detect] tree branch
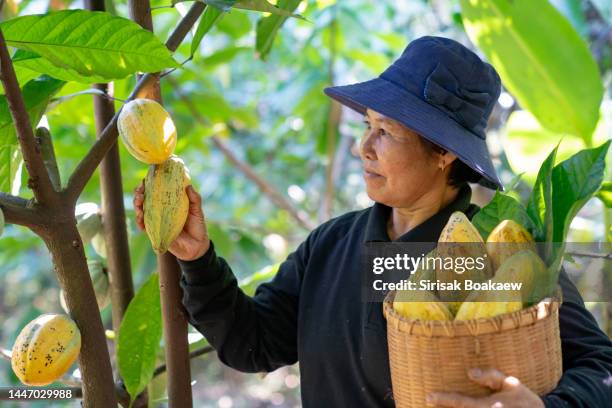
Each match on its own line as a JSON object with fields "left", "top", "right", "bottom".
{"left": 153, "top": 345, "right": 214, "bottom": 378}
{"left": 64, "top": 1, "right": 206, "bottom": 202}
{"left": 36, "top": 127, "right": 61, "bottom": 191}
{"left": 168, "top": 78, "right": 316, "bottom": 231}
{"left": 0, "top": 29, "right": 58, "bottom": 205}
{"left": 0, "top": 192, "right": 39, "bottom": 227}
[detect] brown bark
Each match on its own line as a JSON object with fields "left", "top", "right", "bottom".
{"left": 92, "top": 82, "right": 136, "bottom": 351}
{"left": 43, "top": 218, "right": 117, "bottom": 408}
{"left": 157, "top": 252, "right": 193, "bottom": 406}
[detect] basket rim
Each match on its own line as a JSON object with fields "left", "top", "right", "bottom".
{"left": 383, "top": 286, "right": 562, "bottom": 337}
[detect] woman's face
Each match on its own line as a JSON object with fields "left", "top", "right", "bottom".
{"left": 359, "top": 108, "right": 450, "bottom": 207}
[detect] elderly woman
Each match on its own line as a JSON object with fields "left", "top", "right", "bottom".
{"left": 134, "top": 36, "right": 612, "bottom": 407}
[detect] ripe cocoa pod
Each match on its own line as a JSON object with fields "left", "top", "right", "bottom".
{"left": 393, "top": 290, "right": 453, "bottom": 321}
{"left": 486, "top": 219, "right": 537, "bottom": 271}
{"left": 436, "top": 211, "right": 492, "bottom": 307}
{"left": 144, "top": 155, "right": 191, "bottom": 253}
{"left": 454, "top": 295, "right": 523, "bottom": 321}
{"left": 11, "top": 314, "right": 81, "bottom": 386}
{"left": 60, "top": 260, "right": 110, "bottom": 312}
{"left": 493, "top": 250, "right": 546, "bottom": 303}
{"left": 118, "top": 99, "right": 177, "bottom": 164}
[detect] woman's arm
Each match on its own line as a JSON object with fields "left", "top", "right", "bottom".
{"left": 178, "top": 233, "right": 313, "bottom": 373}
{"left": 134, "top": 183, "right": 310, "bottom": 373}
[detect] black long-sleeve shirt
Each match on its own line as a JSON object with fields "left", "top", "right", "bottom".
{"left": 178, "top": 185, "right": 612, "bottom": 407}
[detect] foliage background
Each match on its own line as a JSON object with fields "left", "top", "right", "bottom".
{"left": 0, "top": 0, "right": 610, "bottom": 406}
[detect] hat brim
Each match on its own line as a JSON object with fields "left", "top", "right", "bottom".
{"left": 324, "top": 78, "right": 503, "bottom": 191}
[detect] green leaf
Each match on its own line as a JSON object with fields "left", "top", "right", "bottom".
{"left": 117, "top": 273, "right": 162, "bottom": 402}
{"left": 472, "top": 191, "right": 536, "bottom": 240}
{"left": 256, "top": 0, "right": 302, "bottom": 60}
{"left": 239, "top": 263, "right": 280, "bottom": 296}
{"left": 527, "top": 144, "right": 557, "bottom": 249}
{"left": 0, "top": 144, "right": 23, "bottom": 194}
{"left": 191, "top": 5, "right": 225, "bottom": 56}
{"left": 1, "top": 10, "right": 178, "bottom": 80}
{"left": 551, "top": 140, "right": 611, "bottom": 244}
{"left": 0, "top": 76, "right": 65, "bottom": 146}
{"left": 459, "top": 0, "right": 603, "bottom": 142}
{"left": 596, "top": 181, "right": 612, "bottom": 208}
{"left": 202, "top": 46, "right": 250, "bottom": 66}
{"left": 235, "top": 0, "right": 304, "bottom": 19}
{"left": 197, "top": 0, "right": 238, "bottom": 11}
{"left": 216, "top": 8, "right": 253, "bottom": 38}
{"left": 13, "top": 50, "right": 110, "bottom": 84}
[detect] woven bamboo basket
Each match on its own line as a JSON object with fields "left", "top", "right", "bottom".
{"left": 382, "top": 289, "right": 563, "bottom": 407}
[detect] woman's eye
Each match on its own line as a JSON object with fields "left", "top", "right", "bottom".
{"left": 363, "top": 121, "right": 371, "bottom": 129}
{"left": 379, "top": 128, "right": 387, "bottom": 136}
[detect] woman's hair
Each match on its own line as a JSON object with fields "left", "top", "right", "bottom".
{"left": 418, "top": 136, "right": 482, "bottom": 187}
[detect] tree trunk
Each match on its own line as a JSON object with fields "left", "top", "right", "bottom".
{"left": 42, "top": 214, "right": 117, "bottom": 408}
{"left": 92, "top": 83, "right": 135, "bottom": 352}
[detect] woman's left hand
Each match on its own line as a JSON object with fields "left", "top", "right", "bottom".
{"left": 427, "top": 368, "right": 545, "bottom": 408}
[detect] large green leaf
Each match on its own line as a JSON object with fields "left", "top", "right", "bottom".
{"left": 13, "top": 50, "right": 110, "bottom": 84}
{"left": 460, "top": 0, "right": 603, "bottom": 143}
{"left": 0, "top": 144, "right": 22, "bottom": 194}
{"left": 551, "top": 140, "right": 610, "bottom": 244}
{"left": 256, "top": 0, "right": 302, "bottom": 60}
{"left": 1, "top": 10, "right": 178, "bottom": 80}
{"left": 191, "top": 5, "right": 225, "bottom": 56}
{"left": 0, "top": 76, "right": 65, "bottom": 146}
{"left": 526, "top": 144, "right": 557, "bottom": 249}
{"left": 117, "top": 273, "right": 162, "bottom": 402}
{"left": 472, "top": 191, "right": 536, "bottom": 240}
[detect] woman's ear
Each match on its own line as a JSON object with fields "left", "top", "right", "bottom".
{"left": 438, "top": 150, "right": 457, "bottom": 170}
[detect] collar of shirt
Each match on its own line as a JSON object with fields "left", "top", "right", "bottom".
{"left": 363, "top": 184, "right": 475, "bottom": 243}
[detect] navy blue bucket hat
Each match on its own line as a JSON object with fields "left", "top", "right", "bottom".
{"left": 324, "top": 36, "right": 503, "bottom": 190}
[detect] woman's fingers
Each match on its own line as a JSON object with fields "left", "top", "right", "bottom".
{"left": 467, "top": 368, "right": 516, "bottom": 392}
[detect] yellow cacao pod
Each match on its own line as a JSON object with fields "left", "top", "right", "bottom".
{"left": 393, "top": 290, "right": 453, "bottom": 321}
{"left": 486, "top": 219, "right": 536, "bottom": 271}
{"left": 436, "top": 211, "right": 492, "bottom": 306}
{"left": 11, "top": 314, "right": 81, "bottom": 386}
{"left": 454, "top": 295, "right": 523, "bottom": 321}
{"left": 494, "top": 249, "right": 547, "bottom": 304}
{"left": 144, "top": 155, "right": 191, "bottom": 253}
{"left": 118, "top": 99, "right": 177, "bottom": 164}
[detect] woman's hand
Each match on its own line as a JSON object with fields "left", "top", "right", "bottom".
{"left": 427, "top": 368, "right": 545, "bottom": 408}
{"left": 134, "top": 183, "right": 210, "bottom": 261}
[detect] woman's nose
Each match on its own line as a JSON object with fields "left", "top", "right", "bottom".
{"left": 360, "top": 130, "right": 377, "bottom": 161}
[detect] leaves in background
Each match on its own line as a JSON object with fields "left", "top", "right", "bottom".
{"left": 460, "top": 0, "right": 603, "bottom": 143}
{"left": 596, "top": 181, "right": 612, "bottom": 208}
{"left": 0, "top": 144, "right": 23, "bottom": 194}
{"left": 117, "top": 273, "right": 162, "bottom": 402}
{"left": 1, "top": 10, "right": 177, "bottom": 80}
{"left": 191, "top": 5, "right": 225, "bottom": 56}
{"left": 0, "top": 76, "right": 65, "bottom": 146}
{"left": 239, "top": 263, "right": 280, "bottom": 296}
{"left": 256, "top": 0, "right": 303, "bottom": 60}
{"left": 235, "top": 0, "right": 304, "bottom": 19}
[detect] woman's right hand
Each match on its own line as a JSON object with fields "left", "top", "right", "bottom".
{"left": 134, "top": 183, "right": 211, "bottom": 261}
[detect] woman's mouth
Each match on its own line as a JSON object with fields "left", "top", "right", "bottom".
{"left": 363, "top": 169, "right": 383, "bottom": 179}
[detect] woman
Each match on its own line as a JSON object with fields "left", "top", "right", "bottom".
{"left": 134, "top": 36, "right": 612, "bottom": 407}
